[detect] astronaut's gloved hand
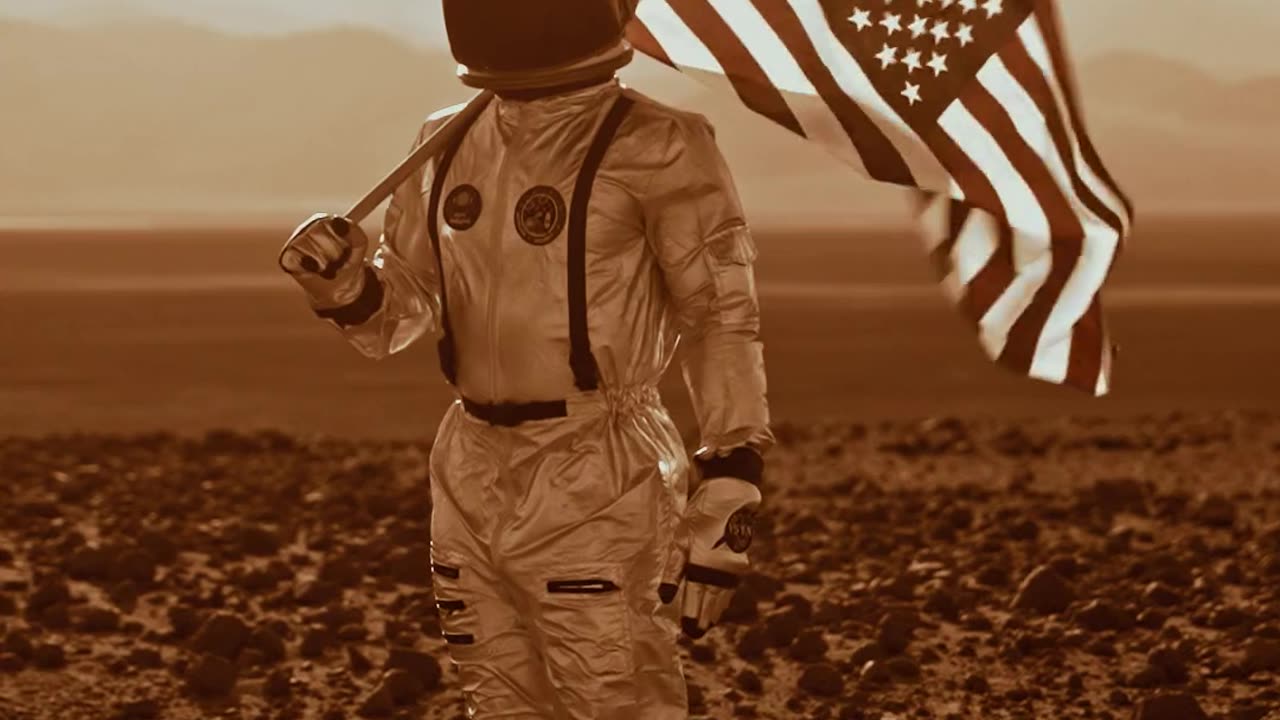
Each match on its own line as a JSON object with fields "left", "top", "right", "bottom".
{"left": 659, "top": 475, "right": 762, "bottom": 639}
{"left": 279, "top": 213, "right": 370, "bottom": 307}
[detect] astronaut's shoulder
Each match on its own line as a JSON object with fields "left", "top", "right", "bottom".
{"left": 417, "top": 101, "right": 470, "bottom": 137}
{"left": 618, "top": 87, "right": 718, "bottom": 142}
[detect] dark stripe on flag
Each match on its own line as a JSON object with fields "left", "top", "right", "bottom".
{"left": 747, "top": 0, "right": 915, "bottom": 185}
{"left": 628, "top": 19, "right": 675, "bottom": 68}
{"left": 1031, "top": 1, "right": 1134, "bottom": 223}
{"left": 999, "top": 40, "right": 1125, "bottom": 237}
{"left": 1065, "top": 293, "right": 1105, "bottom": 392}
{"left": 667, "top": 0, "right": 806, "bottom": 137}
{"left": 920, "top": 129, "right": 1015, "bottom": 323}
{"left": 959, "top": 81, "right": 1083, "bottom": 376}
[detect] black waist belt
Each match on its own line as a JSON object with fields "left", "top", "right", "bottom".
{"left": 461, "top": 396, "right": 569, "bottom": 427}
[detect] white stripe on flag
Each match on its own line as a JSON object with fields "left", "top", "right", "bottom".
{"left": 1018, "top": 16, "right": 1131, "bottom": 238}
{"left": 704, "top": 0, "right": 871, "bottom": 174}
{"left": 977, "top": 52, "right": 1118, "bottom": 382}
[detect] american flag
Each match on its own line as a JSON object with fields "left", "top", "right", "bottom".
{"left": 628, "top": 0, "right": 1135, "bottom": 395}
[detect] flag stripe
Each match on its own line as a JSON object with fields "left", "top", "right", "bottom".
{"left": 1018, "top": 15, "right": 1132, "bottom": 239}
{"left": 1065, "top": 294, "right": 1105, "bottom": 393}
{"left": 747, "top": 0, "right": 916, "bottom": 184}
{"left": 1030, "top": 1, "right": 1134, "bottom": 222}
{"left": 998, "top": 39, "right": 1125, "bottom": 239}
{"left": 710, "top": 0, "right": 876, "bottom": 177}
{"left": 962, "top": 63, "right": 1083, "bottom": 378}
{"left": 666, "top": 0, "right": 807, "bottom": 136}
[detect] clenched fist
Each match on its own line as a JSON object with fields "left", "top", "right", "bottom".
{"left": 279, "top": 213, "right": 370, "bottom": 308}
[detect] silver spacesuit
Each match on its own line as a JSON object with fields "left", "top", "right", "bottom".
{"left": 280, "top": 2, "right": 772, "bottom": 717}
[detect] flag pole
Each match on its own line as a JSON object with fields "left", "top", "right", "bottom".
{"left": 344, "top": 90, "right": 494, "bottom": 224}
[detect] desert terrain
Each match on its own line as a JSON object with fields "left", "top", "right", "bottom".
{"left": 0, "top": 218, "right": 1278, "bottom": 719}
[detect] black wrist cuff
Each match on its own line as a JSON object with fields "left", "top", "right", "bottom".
{"left": 314, "top": 267, "right": 384, "bottom": 327}
{"left": 695, "top": 446, "right": 764, "bottom": 486}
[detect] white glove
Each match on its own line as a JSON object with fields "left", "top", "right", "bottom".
{"left": 278, "top": 213, "right": 369, "bottom": 308}
{"left": 659, "top": 476, "right": 762, "bottom": 639}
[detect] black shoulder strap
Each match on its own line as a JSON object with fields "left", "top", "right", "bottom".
{"left": 567, "top": 95, "right": 635, "bottom": 392}
{"left": 427, "top": 100, "right": 491, "bottom": 385}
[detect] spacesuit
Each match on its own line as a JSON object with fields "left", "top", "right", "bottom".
{"left": 280, "top": 2, "right": 772, "bottom": 717}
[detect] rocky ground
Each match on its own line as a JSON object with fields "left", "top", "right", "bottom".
{"left": 0, "top": 411, "right": 1278, "bottom": 720}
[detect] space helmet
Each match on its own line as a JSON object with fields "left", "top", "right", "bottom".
{"left": 443, "top": 0, "right": 640, "bottom": 92}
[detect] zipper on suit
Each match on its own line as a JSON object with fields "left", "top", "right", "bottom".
{"left": 486, "top": 118, "right": 519, "bottom": 402}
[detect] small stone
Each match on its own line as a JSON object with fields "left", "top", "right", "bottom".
{"left": 356, "top": 684, "right": 395, "bottom": 718}
{"left": 347, "top": 646, "right": 373, "bottom": 675}
{"left": 264, "top": 667, "right": 293, "bottom": 700}
{"left": 184, "top": 653, "right": 237, "bottom": 697}
{"left": 1192, "top": 493, "right": 1236, "bottom": 528}
{"left": 0, "top": 653, "right": 25, "bottom": 673}
{"left": 876, "top": 611, "right": 914, "bottom": 655}
{"left": 1242, "top": 638, "right": 1280, "bottom": 673}
{"left": 689, "top": 643, "right": 717, "bottom": 664}
{"left": 386, "top": 646, "right": 442, "bottom": 693}
{"left": 962, "top": 673, "right": 990, "bottom": 694}
{"left": 127, "top": 647, "right": 164, "bottom": 669}
{"left": 116, "top": 698, "right": 161, "bottom": 719}
{"left": 380, "top": 668, "right": 423, "bottom": 705}
{"left": 78, "top": 606, "right": 122, "bottom": 633}
{"left": 1137, "top": 608, "right": 1169, "bottom": 630}
{"left": 884, "top": 655, "right": 921, "bottom": 681}
{"left": 1011, "top": 565, "right": 1075, "bottom": 615}
{"left": 764, "top": 609, "right": 806, "bottom": 649}
{"left": 736, "top": 669, "right": 763, "bottom": 694}
{"left": 1075, "top": 600, "right": 1134, "bottom": 632}
{"left": 299, "top": 626, "right": 332, "bottom": 658}
{"left": 108, "top": 581, "right": 139, "bottom": 613}
{"left": 167, "top": 605, "right": 201, "bottom": 638}
{"left": 799, "top": 663, "right": 845, "bottom": 696}
{"left": 789, "top": 630, "right": 828, "bottom": 663}
{"left": 32, "top": 642, "right": 66, "bottom": 669}
{"left": 848, "top": 641, "right": 884, "bottom": 666}
{"left": 1141, "top": 582, "right": 1181, "bottom": 608}
{"left": 1147, "top": 647, "right": 1189, "bottom": 685}
{"left": 248, "top": 626, "right": 287, "bottom": 665}
{"left": 191, "top": 612, "right": 249, "bottom": 660}
{"left": 1132, "top": 692, "right": 1209, "bottom": 720}
{"left": 736, "top": 627, "right": 769, "bottom": 661}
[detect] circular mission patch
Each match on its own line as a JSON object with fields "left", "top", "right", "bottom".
{"left": 513, "top": 185, "right": 566, "bottom": 245}
{"left": 443, "top": 184, "right": 483, "bottom": 231}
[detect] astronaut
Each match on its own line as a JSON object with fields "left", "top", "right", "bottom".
{"left": 279, "top": 1, "right": 773, "bottom": 717}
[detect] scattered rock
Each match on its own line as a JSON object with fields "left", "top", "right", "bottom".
{"left": 386, "top": 646, "right": 442, "bottom": 693}
{"left": 183, "top": 653, "right": 237, "bottom": 697}
{"left": 799, "top": 663, "right": 845, "bottom": 696}
{"left": 190, "top": 612, "right": 249, "bottom": 660}
{"left": 1011, "top": 565, "right": 1075, "bottom": 615}
{"left": 1132, "top": 691, "right": 1209, "bottom": 720}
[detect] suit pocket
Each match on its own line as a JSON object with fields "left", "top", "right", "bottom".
{"left": 538, "top": 563, "right": 635, "bottom": 683}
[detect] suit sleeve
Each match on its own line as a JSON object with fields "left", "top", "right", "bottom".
{"left": 641, "top": 114, "right": 775, "bottom": 481}
{"left": 315, "top": 119, "right": 445, "bottom": 360}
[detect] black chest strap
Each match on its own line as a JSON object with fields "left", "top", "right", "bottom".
{"left": 428, "top": 93, "right": 635, "bottom": 392}
{"left": 427, "top": 98, "right": 492, "bottom": 385}
{"left": 568, "top": 94, "right": 635, "bottom": 391}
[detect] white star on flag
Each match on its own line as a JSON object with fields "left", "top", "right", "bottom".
{"left": 983, "top": 0, "right": 1003, "bottom": 17}
{"left": 875, "top": 43, "right": 898, "bottom": 68}
{"left": 959, "top": 0, "right": 979, "bottom": 11}
{"left": 880, "top": 12, "right": 903, "bottom": 35}
{"left": 848, "top": 7, "right": 873, "bottom": 31}
{"left": 955, "top": 23, "right": 974, "bottom": 46}
{"left": 901, "top": 82, "right": 922, "bottom": 105}
{"left": 908, "top": 14, "right": 929, "bottom": 38}
{"left": 926, "top": 51, "right": 948, "bottom": 76}
{"left": 902, "top": 49, "right": 923, "bottom": 73}
{"left": 930, "top": 19, "right": 950, "bottom": 43}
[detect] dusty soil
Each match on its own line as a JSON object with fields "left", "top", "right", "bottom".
{"left": 1, "top": 412, "right": 1278, "bottom": 720}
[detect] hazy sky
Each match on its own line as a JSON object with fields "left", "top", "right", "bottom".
{"left": 2, "top": 0, "right": 1278, "bottom": 78}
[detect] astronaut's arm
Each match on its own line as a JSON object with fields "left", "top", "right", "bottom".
{"left": 292, "top": 123, "right": 444, "bottom": 360}
{"left": 643, "top": 116, "right": 775, "bottom": 481}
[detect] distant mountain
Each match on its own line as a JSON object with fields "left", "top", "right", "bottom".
{"left": 1, "top": 21, "right": 1276, "bottom": 224}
